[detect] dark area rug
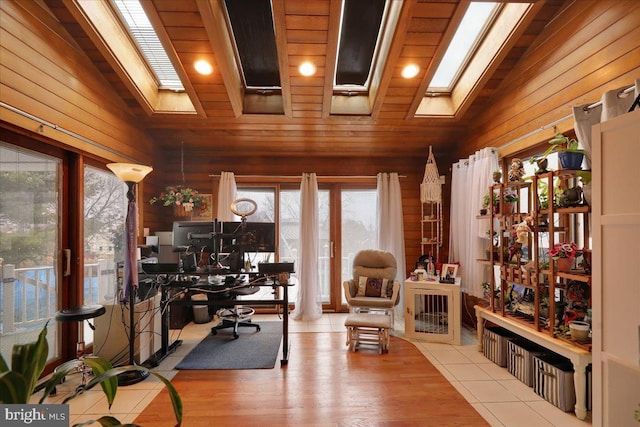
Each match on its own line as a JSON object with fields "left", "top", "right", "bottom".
{"left": 176, "top": 321, "right": 282, "bottom": 370}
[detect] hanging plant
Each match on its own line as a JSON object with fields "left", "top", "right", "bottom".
{"left": 150, "top": 185, "right": 206, "bottom": 212}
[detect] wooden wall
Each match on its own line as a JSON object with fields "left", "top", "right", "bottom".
{"left": 0, "top": 1, "right": 156, "bottom": 165}
{"left": 146, "top": 149, "right": 456, "bottom": 276}
{"left": 461, "top": 0, "right": 640, "bottom": 158}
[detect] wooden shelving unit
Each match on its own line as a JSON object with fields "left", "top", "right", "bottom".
{"left": 476, "top": 169, "right": 593, "bottom": 420}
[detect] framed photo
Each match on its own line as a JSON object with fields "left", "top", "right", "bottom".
{"left": 192, "top": 194, "right": 213, "bottom": 220}
{"left": 441, "top": 264, "right": 458, "bottom": 280}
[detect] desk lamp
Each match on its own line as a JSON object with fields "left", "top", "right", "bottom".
{"left": 107, "top": 162, "right": 153, "bottom": 386}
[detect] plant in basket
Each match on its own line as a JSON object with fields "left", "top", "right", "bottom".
{"left": 549, "top": 242, "right": 583, "bottom": 272}
{"left": 150, "top": 185, "right": 205, "bottom": 212}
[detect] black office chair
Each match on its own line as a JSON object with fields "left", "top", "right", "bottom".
{"left": 211, "top": 285, "right": 260, "bottom": 339}
{"left": 52, "top": 304, "right": 106, "bottom": 393}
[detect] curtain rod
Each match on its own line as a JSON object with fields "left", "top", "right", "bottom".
{"left": 498, "top": 83, "right": 636, "bottom": 151}
{"left": 209, "top": 174, "right": 406, "bottom": 179}
{"left": 1, "top": 101, "right": 141, "bottom": 164}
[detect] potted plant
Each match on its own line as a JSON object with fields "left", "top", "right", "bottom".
{"left": 577, "top": 170, "right": 592, "bottom": 206}
{"left": 539, "top": 132, "right": 585, "bottom": 170}
{"left": 503, "top": 188, "right": 519, "bottom": 213}
{"left": 548, "top": 242, "right": 583, "bottom": 272}
{"left": 483, "top": 192, "right": 499, "bottom": 214}
{"left": 150, "top": 185, "right": 206, "bottom": 213}
{"left": 0, "top": 322, "right": 183, "bottom": 427}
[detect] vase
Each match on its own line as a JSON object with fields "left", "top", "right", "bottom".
{"left": 559, "top": 152, "right": 584, "bottom": 170}
{"left": 556, "top": 257, "right": 572, "bottom": 272}
{"left": 503, "top": 202, "right": 515, "bottom": 214}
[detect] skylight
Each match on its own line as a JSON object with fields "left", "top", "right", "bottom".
{"left": 334, "top": 0, "right": 387, "bottom": 92}
{"left": 112, "top": 0, "right": 184, "bottom": 92}
{"left": 428, "top": 2, "right": 499, "bottom": 91}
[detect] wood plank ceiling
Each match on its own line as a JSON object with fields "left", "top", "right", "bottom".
{"left": 42, "top": 0, "right": 566, "bottom": 159}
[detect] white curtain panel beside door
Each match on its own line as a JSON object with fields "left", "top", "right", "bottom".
{"left": 291, "top": 172, "right": 322, "bottom": 321}
{"left": 376, "top": 172, "right": 406, "bottom": 325}
{"left": 449, "top": 148, "right": 498, "bottom": 297}
{"left": 216, "top": 171, "right": 238, "bottom": 221}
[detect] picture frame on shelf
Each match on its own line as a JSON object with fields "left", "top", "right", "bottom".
{"left": 191, "top": 194, "right": 213, "bottom": 220}
{"left": 441, "top": 264, "right": 458, "bottom": 279}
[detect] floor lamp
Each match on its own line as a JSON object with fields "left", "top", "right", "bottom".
{"left": 107, "top": 162, "right": 153, "bottom": 386}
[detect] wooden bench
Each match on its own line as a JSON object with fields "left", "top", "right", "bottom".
{"left": 345, "top": 313, "right": 392, "bottom": 354}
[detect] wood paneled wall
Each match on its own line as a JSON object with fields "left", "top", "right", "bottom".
{"left": 0, "top": 1, "right": 155, "bottom": 165}
{"left": 461, "top": 0, "right": 640, "bottom": 158}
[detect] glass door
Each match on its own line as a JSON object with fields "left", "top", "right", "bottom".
{"left": 339, "top": 189, "right": 377, "bottom": 306}
{"left": 278, "top": 186, "right": 376, "bottom": 312}
{"left": 0, "top": 142, "right": 62, "bottom": 363}
{"left": 83, "top": 164, "right": 127, "bottom": 346}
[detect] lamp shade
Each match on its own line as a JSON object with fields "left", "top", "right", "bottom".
{"left": 107, "top": 163, "right": 152, "bottom": 183}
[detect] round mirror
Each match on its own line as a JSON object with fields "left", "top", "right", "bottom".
{"left": 230, "top": 198, "right": 257, "bottom": 218}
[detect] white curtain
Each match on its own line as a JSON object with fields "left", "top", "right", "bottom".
{"left": 291, "top": 173, "right": 322, "bottom": 320}
{"left": 376, "top": 172, "right": 406, "bottom": 325}
{"left": 216, "top": 171, "right": 237, "bottom": 221}
{"left": 573, "top": 80, "right": 640, "bottom": 167}
{"left": 449, "top": 148, "right": 498, "bottom": 296}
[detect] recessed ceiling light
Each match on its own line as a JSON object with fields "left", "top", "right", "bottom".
{"left": 401, "top": 64, "right": 419, "bottom": 79}
{"left": 299, "top": 61, "right": 317, "bottom": 77}
{"left": 194, "top": 60, "right": 213, "bottom": 75}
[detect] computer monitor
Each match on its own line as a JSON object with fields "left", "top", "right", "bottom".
{"left": 221, "top": 221, "right": 276, "bottom": 253}
{"left": 145, "top": 235, "right": 159, "bottom": 253}
{"left": 172, "top": 221, "right": 219, "bottom": 253}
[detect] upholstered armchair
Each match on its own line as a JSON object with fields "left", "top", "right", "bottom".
{"left": 343, "top": 249, "right": 401, "bottom": 326}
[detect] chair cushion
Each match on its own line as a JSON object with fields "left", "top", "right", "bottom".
{"left": 348, "top": 295, "right": 396, "bottom": 309}
{"left": 356, "top": 276, "right": 392, "bottom": 298}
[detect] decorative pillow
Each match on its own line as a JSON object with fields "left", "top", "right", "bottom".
{"left": 356, "top": 276, "right": 392, "bottom": 298}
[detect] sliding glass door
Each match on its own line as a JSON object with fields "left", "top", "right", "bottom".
{"left": 82, "top": 165, "right": 126, "bottom": 346}
{"left": 0, "top": 142, "right": 62, "bottom": 363}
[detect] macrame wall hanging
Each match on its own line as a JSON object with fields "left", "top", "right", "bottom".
{"left": 419, "top": 146, "right": 444, "bottom": 259}
{"left": 420, "top": 146, "right": 442, "bottom": 203}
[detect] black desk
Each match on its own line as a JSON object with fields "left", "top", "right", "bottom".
{"left": 155, "top": 276, "right": 292, "bottom": 366}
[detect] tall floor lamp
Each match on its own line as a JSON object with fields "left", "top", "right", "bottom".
{"left": 107, "top": 162, "right": 153, "bottom": 386}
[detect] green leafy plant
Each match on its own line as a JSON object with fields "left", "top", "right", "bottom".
{"left": 483, "top": 192, "right": 499, "bottom": 208}
{"left": 0, "top": 322, "right": 183, "bottom": 427}
{"left": 577, "top": 170, "right": 591, "bottom": 185}
{"left": 150, "top": 185, "right": 205, "bottom": 210}
{"left": 532, "top": 132, "right": 584, "bottom": 166}
{"left": 504, "top": 188, "right": 519, "bottom": 203}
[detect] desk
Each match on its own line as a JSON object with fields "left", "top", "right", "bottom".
{"left": 157, "top": 277, "right": 292, "bottom": 366}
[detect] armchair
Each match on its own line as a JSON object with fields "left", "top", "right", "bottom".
{"left": 343, "top": 249, "right": 401, "bottom": 327}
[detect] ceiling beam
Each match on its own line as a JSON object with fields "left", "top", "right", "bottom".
{"left": 198, "top": 0, "right": 243, "bottom": 118}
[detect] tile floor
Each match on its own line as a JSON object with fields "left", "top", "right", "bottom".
{"left": 32, "top": 313, "right": 592, "bottom": 426}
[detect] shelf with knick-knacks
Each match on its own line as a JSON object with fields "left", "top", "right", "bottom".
{"left": 420, "top": 200, "right": 442, "bottom": 261}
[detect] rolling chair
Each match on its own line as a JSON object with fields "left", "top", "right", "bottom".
{"left": 210, "top": 278, "right": 261, "bottom": 339}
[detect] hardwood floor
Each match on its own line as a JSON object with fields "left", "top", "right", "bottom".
{"left": 135, "top": 331, "right": 489, "bottom": 426}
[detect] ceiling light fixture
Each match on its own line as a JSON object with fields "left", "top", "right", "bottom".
{"left": 299, "top": 61, "right": 317, "bottom": 77}
{"left": 401, "top": 64, "right": 420, "bottom": 79}
{"left": 194, "top": 60, "right": 213, "bottom": 75}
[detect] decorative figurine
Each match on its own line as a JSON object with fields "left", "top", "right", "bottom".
{"left": 508, "top": 158, "right": 525, "bottom": 181}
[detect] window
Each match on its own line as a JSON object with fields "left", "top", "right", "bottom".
{"left": 428, "top": 2, "right": 499, "bottom": 92}
{"left": 334, "top": 0, "right": 387, "bottom": 92}
{"left": 224, "top": 0, "right": 280, "bottom": 91}
{"left": 112, "top": 0, "right": 184, "bottom": 91}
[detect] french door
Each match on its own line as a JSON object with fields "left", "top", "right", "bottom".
{"left": 277, "top": 185, "right": 377, "bottom": 312}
